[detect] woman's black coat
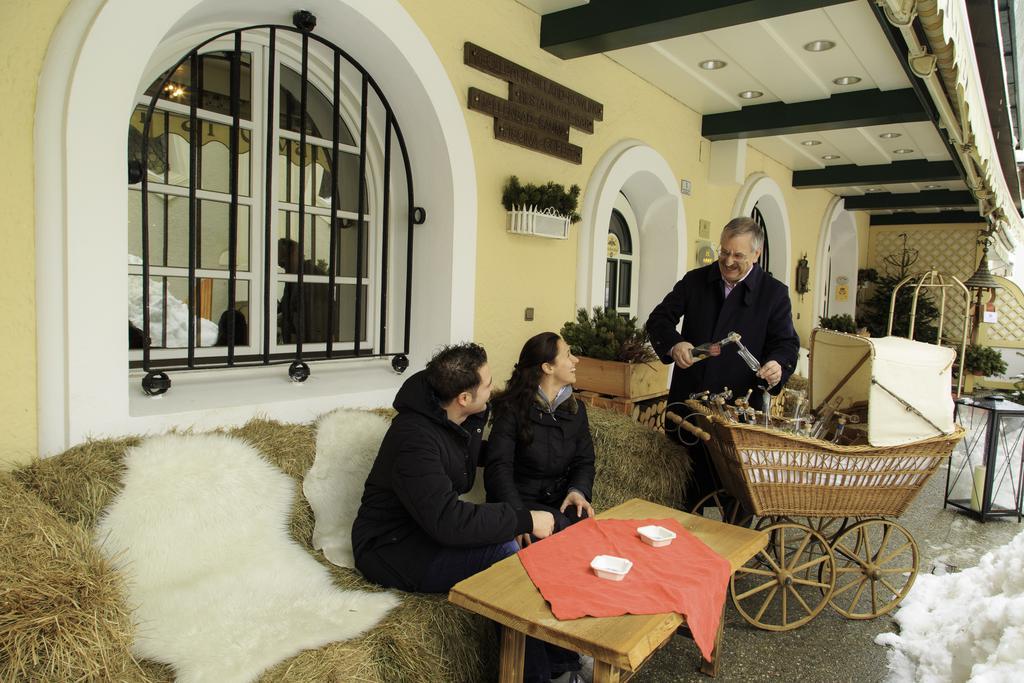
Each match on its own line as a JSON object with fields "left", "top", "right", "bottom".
{"left": 485, "top": 394, "right": 596, "bottom": 510}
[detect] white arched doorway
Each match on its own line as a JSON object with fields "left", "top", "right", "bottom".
{"left": 35, "top": 0, "right": 475, "bottom": 453}
{"left": 577, "top": 140, "right": 686, "bottom": 323}
{"left": 814, "top": 197, "right": 859, "bottom": 322}
{"left": 730, "top": 173, "right": 792, "bottom": 285}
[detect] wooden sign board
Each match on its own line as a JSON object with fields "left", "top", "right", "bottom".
{"left": 464, "top": 42, "right": 601, "bottom": 164}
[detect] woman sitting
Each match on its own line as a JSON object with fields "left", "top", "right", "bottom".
{"left": 487, "top": 332, "right": 596, "bottom": 547}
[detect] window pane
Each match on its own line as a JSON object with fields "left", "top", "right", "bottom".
{"left": 129, "top": 108, "right": 192, "bottom": 189}
{"left": 206, "top": 280, "right": 250, "bottom": 347}
{"left": 198, "top": 200, "right": 250, "bottom": 272}
{"left": 278, "top": 63, "right": 355, "bottom": 144}
{"left": 604, "top": 260, "right": 617, "bottom": 310}
{"left": 277, "top": 141, "right": 366, "bottom": 212}
{"left": 128, "top": 274, "right": 228, "bottom": 349}
{"left": 617, "top": 261, "right": 632, "bottom": 309}
{"left": 609, "top": 210, "right": 632, "bottom": 255}
{"left": 278, "top": 211, "right": 368, "bottom": 278}
{"left": 200, "top": 120, "right": 251, "bottom": 196}
{"left": 277, "top": 283, "right": 367, "bottom": 346}
{"left": 144, "top": 51, "right": 253, "bottom": 120}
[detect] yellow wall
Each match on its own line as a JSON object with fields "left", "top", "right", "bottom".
{"left": 0, "top": 0, "right": 72, "bottom": 469}
{"left": 401, "top": 0, "right": 844, "bottom": 384}
{"left": 3, "top": 0, "right": 853, "bottom": 466}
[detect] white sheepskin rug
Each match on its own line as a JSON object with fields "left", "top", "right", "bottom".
{"left": 304, "top": 409, "right": 392, "bottom": 568}
{"left": 95, "top": 433, "right": 398, "bottom": 683}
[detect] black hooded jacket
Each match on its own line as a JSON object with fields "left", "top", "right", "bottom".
{"left": 485, "top": 393, "right": 596, "bottom": 510}
{"left": 352, "top": 370, "right": 534, "bottom": 590}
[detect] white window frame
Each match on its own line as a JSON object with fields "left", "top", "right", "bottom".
{"left": 604, "top": 193, "right": 640, "bottom": 317}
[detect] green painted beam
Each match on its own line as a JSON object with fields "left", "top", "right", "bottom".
{"left": 844, "top": 190, "right": 976, "bottom": 210}
{"left": 792, "top": 161, "right": 961, "bottom": 189}
{"left": 870, "top": 211, "right": 985, "bottom": 226}
{"left": 540, "top": 0, "right": 851, "bottom": 59}
{"left": 701, "top": 89, "right": 927, "bottom": 141}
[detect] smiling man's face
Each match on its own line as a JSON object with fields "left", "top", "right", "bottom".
{"left": 718, "top": 232, "right": 761, "bottom": 285}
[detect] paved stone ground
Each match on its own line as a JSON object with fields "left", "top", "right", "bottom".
{"left": 631, "top": 472, "right": 1022, "bottom": 683}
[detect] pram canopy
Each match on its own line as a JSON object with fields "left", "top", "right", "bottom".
{"left": 808, "top": 329, "right": 956, "bottom": 447}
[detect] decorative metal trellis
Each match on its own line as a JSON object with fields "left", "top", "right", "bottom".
{"left": 132, "top": 11, "right": 422, "bottom": 395}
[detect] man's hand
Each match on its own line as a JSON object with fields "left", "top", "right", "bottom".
{"left": 529, "top": 510, "right": 555, "bottom": 539}
{"left": 515, "top": 533, "right": 532, "bottom": 548}
{"left": 757, "top": 360, "right": 782, "bottom": 387}
{"left": 560, "top": 490, "right": 594, "bottom": 519}
{"left": 670, "top": 341, "right": 696, "bottom": 368}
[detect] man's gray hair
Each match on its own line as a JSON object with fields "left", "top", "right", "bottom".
{"left": 721, "top": 216, "right": 764, "bottom": 253}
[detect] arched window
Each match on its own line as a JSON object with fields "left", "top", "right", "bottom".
{"left": 751, "top": 202, "right": 772, "bottom": 278}
{"left": 127, "top": 23, "right": 415, "bottom": 387}
{"left": 604, "top": 194, "right": 639, "bottom": 317}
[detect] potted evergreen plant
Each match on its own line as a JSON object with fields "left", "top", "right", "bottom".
{"left": 963, "top": 344, "right": 1008, "bottom": 377}
{"left": 560, "top": 307, "right": 668, "bottom": 399}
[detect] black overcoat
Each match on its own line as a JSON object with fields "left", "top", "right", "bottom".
{"left": 485, "top": 394, "right": 596, "bottom": 510}
{"left": 352, "top": 371, "right": 533, "bottom": 590}
{"left": 645, "top": 263, "right": 800, "bottom": 408}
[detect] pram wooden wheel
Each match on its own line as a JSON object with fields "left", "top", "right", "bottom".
{"left": 690, "top": 488, "right": 753, "bottom": 527}
{"left": 826, "top": 519, "right": 918, "bottom": 619}
{"left": 730, "top": 522, "right": 836, "bottom": 631}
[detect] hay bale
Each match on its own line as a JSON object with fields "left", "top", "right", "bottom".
{"left": 588, "top": 406, "right": 691, "bottom": 512}
{"left": 228, "top": 418, "right": 317, "bottom": 480}
{"left": 13, "top": 437, "right": 139, "bottom": 529}
{"left": 0, "top": 474, "right": 148, "bottom": 682}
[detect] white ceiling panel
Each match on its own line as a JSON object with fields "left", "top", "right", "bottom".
{"left": 701, "top": 21, "right": 831, "bottom": 103}
{"left": 823, "top": 1, "right": 909, "bottom": 91}
{"left": 826, "top": 128, "right": 890, "bottom": 166}
{"left": 606, "top": 42, "right": 739, "bottom": 113}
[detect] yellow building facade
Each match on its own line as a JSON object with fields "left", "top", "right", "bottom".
{"left": 13, "top": 0, "right": 1022, "bottom": 469}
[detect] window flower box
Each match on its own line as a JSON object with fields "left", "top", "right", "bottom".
{"left": 506, "top": 206, "right": 571, "bottom": 240}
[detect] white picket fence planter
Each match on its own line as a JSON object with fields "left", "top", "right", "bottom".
{"left": 506, "top": 205, "right": 571, "bottom": 240}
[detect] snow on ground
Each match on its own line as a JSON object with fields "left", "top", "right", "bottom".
{"left": 875, "top": 528, "right": 1024, "bottom": 682}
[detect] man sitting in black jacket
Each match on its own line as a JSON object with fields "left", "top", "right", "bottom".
{"left": 353, "top": 342, "right": 554, "bottom": 592}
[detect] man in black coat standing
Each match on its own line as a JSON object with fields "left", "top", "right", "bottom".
{"left": 646, "top": 217, "right": 799, "bottom": 501}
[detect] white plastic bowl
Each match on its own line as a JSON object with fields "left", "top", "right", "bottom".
{"left": 591, "top": 555, "right": 633, "bottom": 581}
{"left": 637, "top": 525, "right": 677, "bottom": 548}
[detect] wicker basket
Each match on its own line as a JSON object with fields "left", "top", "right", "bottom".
{"left": 689, "top": 404, "right": 965, "bottom": 518}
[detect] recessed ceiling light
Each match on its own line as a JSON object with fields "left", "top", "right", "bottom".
{"left": 699, "top": 59, "right": 727, "bottom": 70}
{"left": 879, "top": 132, "right": 902, "bottom": 139}
{"left": 866, "top": 188, "right": 884, "bottom": 193}
{"left": 822, "top": 154, "right": 841, "bottom": 160}
{"left": 893, "top": 148, "right": 915, "bottom": 154}
{"left": 738, "top": 90, "right": 763, "bottom": 99}
{"left": 925, "top": 184, "right": 941, "bottom": 190}
{"left": 804, "top": 40, "right": 836, "bottom": 52}
{"left": 801, "top": 140, "right": 822, "bottom": 146}
{"left": 833, "top": 76, "right": 862, "bottom": 85}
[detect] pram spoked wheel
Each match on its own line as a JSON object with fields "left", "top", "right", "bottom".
{"left": 825, "top": 518, "right": 919, "bottom": 619}
{"left": 730, "top": 522, "right": 836, "bottom": 631}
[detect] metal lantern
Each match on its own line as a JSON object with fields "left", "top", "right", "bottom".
{"left": 945, "top": 397, "right": 1024, "bottom": 522}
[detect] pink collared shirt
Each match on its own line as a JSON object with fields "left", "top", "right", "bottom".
{"left": 722, "top": 266, "right": 754, "bottom": 298}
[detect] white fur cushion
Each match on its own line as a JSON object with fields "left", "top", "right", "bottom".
{"left": 304, "top": 409, "right": 391, "bottom": 568}
{"left": 95, "top": 433, "right": 397, "bottom": 683}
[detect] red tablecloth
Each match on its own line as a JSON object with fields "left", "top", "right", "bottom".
{"left": 517, "top": 517, "right": 731, "bottom": 660}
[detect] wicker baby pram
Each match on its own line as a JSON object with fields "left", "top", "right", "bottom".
{"left": 675, "top": 330, "right": 965, "bottom": 631}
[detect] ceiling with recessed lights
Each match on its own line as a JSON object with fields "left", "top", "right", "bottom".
{"left": 521, "top": 0, "right": 1011, "bottom": 223}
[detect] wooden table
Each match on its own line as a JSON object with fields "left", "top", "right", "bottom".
{"left": 448, "top": 498, "right": 768, "bottom": 682}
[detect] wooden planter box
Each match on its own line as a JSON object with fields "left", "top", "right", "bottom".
{"left": 574, "top": 356, "right": 670, "bottom": 400}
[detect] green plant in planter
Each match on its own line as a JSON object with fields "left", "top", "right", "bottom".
{"left": 818, "top": 313, "right": 858, "bottom": 334}
{"left": 963, "top": 344, "right": 1008, "bottom": 377}
{"left": 502, "top": 176, "right": 581, "bottom": 223}
{"left": 560, "top": 307, "right": 657, "bottom": 364}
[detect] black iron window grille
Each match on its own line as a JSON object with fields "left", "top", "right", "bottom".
{"left": 128, "top": 12, "right": 421, "bottom": 395}
{"left": 751, "top": 203, "right": 771, "bottom": 278}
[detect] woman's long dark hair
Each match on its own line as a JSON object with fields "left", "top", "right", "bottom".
{"left": 491, "top": 331, "right": 562, "bottom": 445}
